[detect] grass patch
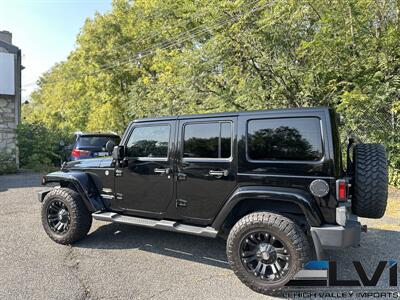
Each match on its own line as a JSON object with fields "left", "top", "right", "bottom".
{"left": 385, "top": 198, "right": 400, "bottom": 218}
{"left": 370, "top": 223, "right": 400, "bottom": 231}
{"left": 367, "top": 198, "right": 399, "bottom": 231}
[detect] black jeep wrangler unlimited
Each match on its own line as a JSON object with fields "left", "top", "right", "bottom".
{"left": 38, "top": 108, "right": 388, "bottom": 294}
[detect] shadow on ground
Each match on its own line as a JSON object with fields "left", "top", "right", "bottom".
{"left": 77, "top": 223, "right": 400, "bottom": 277}
{"left": 76, "top": 224, "right": 400, "bottom": 299}
{"left": 77, "top": 222, "right": 230, "bottom": 269}
{"left": 0, "top": 172, "right": 43, "bottom": 192}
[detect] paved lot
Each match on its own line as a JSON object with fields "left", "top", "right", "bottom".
{"left": 0, "top": 173, "right": 399, "bottom": 300}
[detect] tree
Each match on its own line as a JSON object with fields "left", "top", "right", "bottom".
{"left": 24, "top": 0, "right": 400, "bottom": 182}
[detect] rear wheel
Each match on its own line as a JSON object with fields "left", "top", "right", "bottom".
{"left": 41, "top": 188, "right": 92, "bottom": 244}
{"left": 352, "top": 143, "right": 388, "bottom": 218}
{"left": 226, "top": 212, "right": 310, "bottom": 294}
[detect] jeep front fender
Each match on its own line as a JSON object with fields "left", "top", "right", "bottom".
{"left": 212, "top": 186, "right": 323, "bottom": 230}
{"left": 40, "top": 171, "right": 105, "bottom": 212}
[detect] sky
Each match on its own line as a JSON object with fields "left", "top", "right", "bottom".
{"left": 0, "top": 0, "right": 112, "bottom": 101}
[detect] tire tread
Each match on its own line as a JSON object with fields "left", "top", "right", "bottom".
{"left": 226, "top": 212, "right": 310, "bottom": 294}
{"left": 353, "top": 144, "right": 388, "bottom": 218}
{"left": 41, "top": 188, "right": 92, "bottom": 244}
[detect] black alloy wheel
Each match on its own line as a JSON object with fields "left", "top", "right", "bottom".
{"left": 227, "top": 212, "right": 310, "bottom": 294}
{"left": 47, "top": 200, "right": 71, "bottom": 234}
{"left": 41, "top": 188, "right": 92, "bottom": 244}
{"left": 240, "top": 231, "right": 290, "bottom": 281}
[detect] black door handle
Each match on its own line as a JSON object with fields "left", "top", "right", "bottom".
{"left": 177, "top": 173, "right": 187, "bottom": 181}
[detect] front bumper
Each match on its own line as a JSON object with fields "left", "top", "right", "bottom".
{"left": 310, "top": 220, "right": 362, "bottom": 259}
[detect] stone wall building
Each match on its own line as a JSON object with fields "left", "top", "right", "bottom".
{"left": 0, "top": 31, "right": 22, "bottom": 168}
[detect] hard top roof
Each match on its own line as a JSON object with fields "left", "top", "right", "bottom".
{"left": 129, "top": 107, "right": 331, "bottom": 124}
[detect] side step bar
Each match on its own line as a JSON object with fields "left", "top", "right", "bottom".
{"left": 92, "top": 212, "right": 218, "bottom": 238}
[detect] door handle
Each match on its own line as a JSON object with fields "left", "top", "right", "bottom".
{"left": 154, "top": 168, "right": 170, "bottom": 175}
{"left": 209, "top": 170, "right": 229, "bottom": 177}
{"left": 177, "top": 172, "right": 187, "bottom": 181}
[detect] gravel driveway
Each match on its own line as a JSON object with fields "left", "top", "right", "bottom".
{"left": 0, "top": 172, "right": 399, "bottom": 300}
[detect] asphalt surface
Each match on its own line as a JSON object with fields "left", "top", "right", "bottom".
{"left": 0, "top": 172, "right": 399, "bottom": 300}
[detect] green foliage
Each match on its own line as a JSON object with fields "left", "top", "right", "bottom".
{"left": 0, "top": 152, "right": 17, "bottom": 175}
{"left": 17, "top": 122, "right": 66, "bottom": 172}
{"left": 23, "top": 0, "right": 400, "bottom": 184}
{"left": 389, "top": 166, "right": 400, "bottom": 188}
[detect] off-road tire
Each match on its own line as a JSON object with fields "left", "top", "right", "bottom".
{"left": 352, "top": 143, "right": 388, "bottom": 218}
{"left": 226, "top": 212, "right": 310, "bottom": 294}
{"left": 41, "top": 188, "right": 92, "bottom": 244}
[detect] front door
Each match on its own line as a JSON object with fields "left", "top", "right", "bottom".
{"left": 114, "top": 121, "right": 175, "bottom": 218}
{"left": 175, "top": 117, "right": 237, "bottom": 225}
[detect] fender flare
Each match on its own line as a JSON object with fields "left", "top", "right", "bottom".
{"left": 39, "top": 171, "right": 105, "bottom": 212}
{"left": 212, "top": 186, "right": 323, "bottom": 230}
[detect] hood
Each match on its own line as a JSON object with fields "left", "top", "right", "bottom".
{"left": 62, "top": 157, "right": 113, "bottom": 170}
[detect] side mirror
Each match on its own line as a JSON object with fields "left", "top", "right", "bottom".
{"left": 112, "top": 145, "right": 125, "bottom": 161}
{"left": 105, "top": 140, "right": 116, "bottom": 154}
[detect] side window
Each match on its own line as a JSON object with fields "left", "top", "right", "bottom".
{"left": 126, "top": 125, "right": 170, "bottom": 158}
{"left": 183, "top": 122, "right": 232, "bottom": 159}
{"left": 220, "top": 122, "right": 231, "bottom": 158}
{"left": 247, "top": 117, "right": 323, "bottom": 161}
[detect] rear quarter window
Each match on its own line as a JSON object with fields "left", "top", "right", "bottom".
{"left": 247, "top": 117, "right": 323, "bottom": 161}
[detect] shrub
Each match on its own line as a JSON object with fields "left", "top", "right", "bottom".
{"left": 0, "top": 152, "right": 17, "bottom": 175}
{"left": 17, "top": 122, "right": 68, "bottom": 172}
{"left": 389, "top": 166, "right": 400, "bottom": 189}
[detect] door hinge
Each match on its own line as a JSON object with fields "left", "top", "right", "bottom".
{"left": 176, "top": 199, "right": 187, "bottom": 207}
{"left": 115, "top": 169, "right": 123, "bottom": 177}
{"left": 116, "top": 193, "right": 123, "bottom": 200}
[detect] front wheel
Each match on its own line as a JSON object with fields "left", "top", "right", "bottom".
{"left": 41, "top": 188, "right": 92, "bottom": 244}
{"left": 226, "top": 212, "right": 310, "bottom": 294}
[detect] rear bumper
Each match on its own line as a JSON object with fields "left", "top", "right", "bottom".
{"left": 310, "top": 220, "right": 362, "bottom": 259}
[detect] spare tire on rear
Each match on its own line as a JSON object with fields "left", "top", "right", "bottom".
{"left": 352, "top": 143, "right": 388, "bottom": 218}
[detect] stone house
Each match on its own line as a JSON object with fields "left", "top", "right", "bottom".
{"left": 0, "top": 31, "right": 22, "bottom": 168}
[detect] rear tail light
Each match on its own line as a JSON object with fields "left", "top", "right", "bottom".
{"left": 336, "top": 179, "right": 348, "bottom": 201}
{"left": 72, "top": 148, "right": 91, "bottom": 158}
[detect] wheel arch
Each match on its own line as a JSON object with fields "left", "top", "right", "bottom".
{"left": 212, "top": 186, "right": 323, "bottom": 231}
{"left": 40, "top": 171, "right": 105, "bottom": 212}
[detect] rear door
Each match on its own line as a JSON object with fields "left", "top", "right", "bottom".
{"left": 175, "top": 117, "right": 237, "bottom": 225}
